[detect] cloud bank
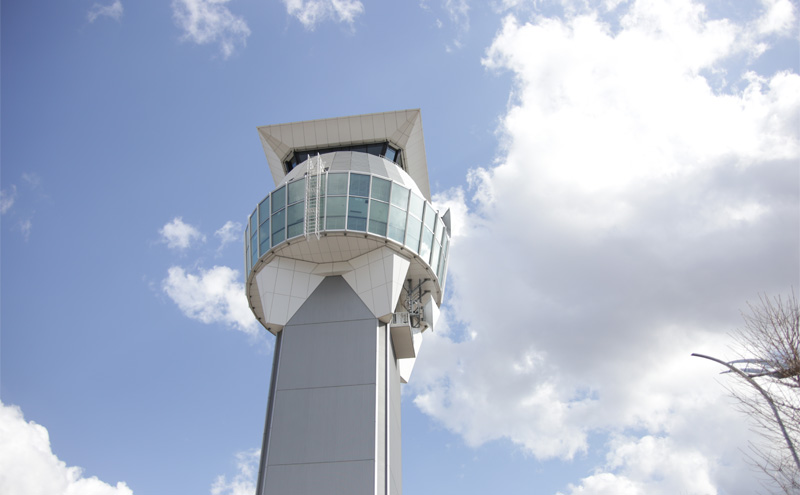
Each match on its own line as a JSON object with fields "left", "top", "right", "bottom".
{"left": 411, "top": 0, "right": 799, "bottom": 492}
{"left": 0, "top": 402, "right": 133, "bottom": 495}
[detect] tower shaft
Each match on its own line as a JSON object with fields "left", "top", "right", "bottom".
{"left": 255, "top": 277, "right": 401, "bottom": 495}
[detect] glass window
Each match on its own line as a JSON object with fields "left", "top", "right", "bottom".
{"left": 287, "top": 203, "right": 304, "bottom": 238}
{"left": 327, "top": 173, "right": 348, "bottom": 195}
{"left": 371, "top": 177, "right": 391, "bottom": 202}
{"left": 437, "top": 234, "right": 449, "bottom": 282}
{"left": 405, "top": 214, "right": 422, "bottom": 253}
{"left": 438, "top": 240, "right": 449, "bottom": 286}
{"left": 316, "top": 196, "right": 326, "bottom": 227}
{"left": 350, "top": 173, "right": 370, "bottom": 197}
{"left": 250, "top": 209, "right": 257, "bottom": 234}
{"left": 271, "top": 186, "right": 285, "bottom": 213}
{"left": 423, "top": 203, "right": 436, "bottom": 231}
{"left": 347, "top": 197, "right": 368, "bottom": 231}
{"left": 434, "top": 215, "right": 443, "bottom": 238}
{"left": 326, "top": 196, "right": 347, "bottom": 229}
{"left": 368, "top": 201, "right": 389, "bottom": 236}
{"left": 250, "top": 233, "right": 258, "bottom": 267}
{"left": 259, "top": 197, "right": 270, "bottom": 225}
{"left": 271, "top": 209, "right": 285, "bottom": 246}
{"left": 384, "top": 146, "right": 397, "bottom": 162}
{"left": 288, "top": 178, "right": 305, "bottom": 204}
{"left": 419, "top": 226, "right": 433, "bottom": 262}
{"left": 245, "top": 240, "right": 250, "bottom": 276}
{"left": 259, "top": 219, "right": 270, "bottom": 255}
{"left": 390, "top": 183, "right": 409, "bottom": 209}
{"left": 430, "top": 238, "right": 441, "bottom": 274}
{"left": 408, "top": 193, "right": 424, "bottom": 220}
{"left": 388, "top": 206, "right": 407, "bottom": 243}
{"left": 367, "top": 143, "right": 384, "bottom": 156}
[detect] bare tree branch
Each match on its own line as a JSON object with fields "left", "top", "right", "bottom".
{"left": 693, "top": 290, "right": 800, "bottom": 494}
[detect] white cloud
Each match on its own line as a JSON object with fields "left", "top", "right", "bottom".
{"left": 19, "top": 219, "right": 32, "bottom": 242}
{"left": 0, "top": 401, "right": 133, "bottom": 495}
{"left": 560, "top": 435, "right": 728, "bottom": 495}
{"left": 1, "top": 186, "right": 16, "bottom": 214}
{"left": 162, "top": 265, "right": 258, "bottom": 336}
{"left": 172, "top": 0, "right": 251, "bottom": 58}
{"left": 211, "top": 449, "right": 259, "bottom": 495}
{"left": 282, "top": 0, "right": 364, "bottom": 30}
{"left": 21, "top": 173, "right": 41, "bottom": 188}
{"left": 215, "top": 220, "right": 243, "bottom": 250}
{"left": 755, "top": 0, "right": 795, "bottom": 36}
{"left": 419, "top": 0, "right": 471, "bottom": 51}
{"left": 409, "top": 0, "right": 799, "bottom": 492}
{"left": 160, "top": 217, "right": 206, "bottom": 250}
{"left": 88, "top": 0, "right": 123, "bottom": 23}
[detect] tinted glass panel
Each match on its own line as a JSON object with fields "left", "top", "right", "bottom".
{"left": 259, "top": 197, "right": 270, "bottom": 225}
{"left": 368, "top": 201, "right": 389, "bottom": 236}
{"left": 384, "top": 147, "right": 397, "bottom": 162}
{"left": 430, "top": 239, "right": 441, "bottom": 273}
{"left": 350, "top": 174, "right": 370, "bottom": 197}
{"left": 390, "top": 183, "right": 409, "bottom": 209}
{"left": 259, "top": 219, "right": 269, "bottom": 255}
{"left": 250, "top": 209, "right": 257, "bottom": 233}
{"left": 437, "top": 234, "right": 449, "bottom": 281}
{"left": 369, "top": 177, "right": 390, "bottom": 202}
{"left": 367, "top": 143, "right": 384, "bottom": 156}
{"left": 347, "top": 197, "right": 368, "bottom": 231}
{"left": 438, "top": 241, "right": 449, "bottom": 285}
{"left": 288, "top": 179, "right": 305, "bottom": 204}
{"left": 287, "top": 203, "right": 304, "bottom": 238}
{"left": 405, "top": 215, "right": 422, "bottom": 253}
{"left": 408, "top": 194, "right": 424, "bottom": 219}
{"left": 271, "top": 186, "right": 285, "bottom": 213}
{"left": 327, "top": 173, "right": 348, "bottom": 195}
{"left": 271, "top": 209, "right": 285, "bottom": 246}
{"left": 326, "top": 196, "right": 346, "bottom": 229}
{"left": 388, "top": 206, "right": 407, "bottom": 243}
{"left": 250, "top": 234, "right": 258, "bottom": 267}
{"left": 420, "top": 227, "right": 433, "bottom": 261}
{"left": 423, "top": 203, "right": 436, "bottom": 231}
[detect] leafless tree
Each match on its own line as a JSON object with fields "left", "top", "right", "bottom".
{"left": 693, "top": 290, "right": 800, "bottom": 494}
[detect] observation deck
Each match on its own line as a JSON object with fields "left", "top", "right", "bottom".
{"left": 245, "top": 150, "right": 450, "bottom": 336}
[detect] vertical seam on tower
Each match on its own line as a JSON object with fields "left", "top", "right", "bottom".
{"left": 385, "top": 323, "right": 390, "bottom": 495}
{"left": 257, "top": 331, "right": 283, "bottom": 495}
{"left": 374, "top": 324, "right": 380, "bottom": 495}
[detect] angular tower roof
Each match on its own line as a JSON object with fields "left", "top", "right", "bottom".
{"left": 257, "top": 109, "right": 432, "bottom": 200}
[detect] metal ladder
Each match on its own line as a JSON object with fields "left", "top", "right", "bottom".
{"left": 305, "top": 154, "right": 324, "bottom": 240}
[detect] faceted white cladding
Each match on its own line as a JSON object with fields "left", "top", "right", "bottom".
{"left": 258, "top": 109, "right": 432, "bottom": 200}
{"left": 390, "top": 325, "right": 422, "bottom": 360}
{"left": 398, "top": 350, "right": 421, "bottom": 384}
{"left": 255, "top": 257, "right": 325, "bottom": 331}
{"left": 422, "top": 293, "right": 441, "bottom": 333}
{"left": 341, "top": 247, "right": 411, "bottom": 323}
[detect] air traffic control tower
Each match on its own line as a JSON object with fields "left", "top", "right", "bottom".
{"left": 244, "top": 109, "right": 450, "bottom": 495}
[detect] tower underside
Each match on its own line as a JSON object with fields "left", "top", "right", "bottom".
{"left": 255, "top": 276, "right": 402, "bottom": 495}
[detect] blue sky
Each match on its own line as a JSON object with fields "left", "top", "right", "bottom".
{"left": 1, "top": 0, "right": 798, "bottom": 494}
